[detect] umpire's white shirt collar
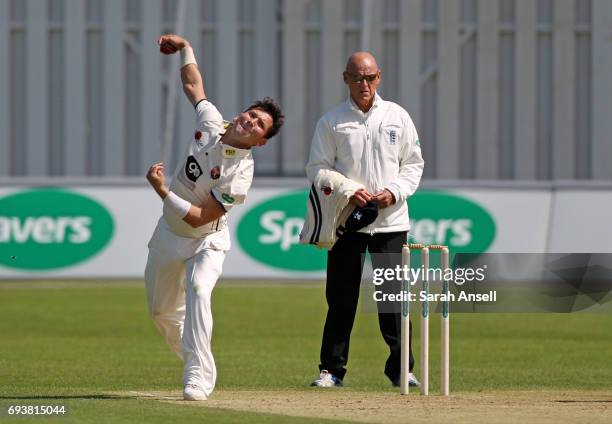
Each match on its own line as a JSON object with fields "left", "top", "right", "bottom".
{"left": 347, "top": 92, "right": 382, "bottom": 116}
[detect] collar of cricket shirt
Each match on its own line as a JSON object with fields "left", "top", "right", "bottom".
{"left": 216, "top": 123, "right": 253, "bottom": 159}
{"left": 347, "top": 92, "right": 382, "bottom": 116}
{"left": 218, "top": 141, "right": 251, "bottom": 159}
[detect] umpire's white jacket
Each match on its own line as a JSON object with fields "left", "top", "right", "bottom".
{"left": 305, "top": 93, "right": 424, "bottom": 234}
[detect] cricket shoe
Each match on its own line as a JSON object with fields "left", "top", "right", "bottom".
{"left": 392, "top": 373, "right": 421, "bottom": 388}
{"left": 311, "top": 370, "right": 343, "bottom": 387}
{"left": 183, "top": 384, "right": 207, "bottom": 401}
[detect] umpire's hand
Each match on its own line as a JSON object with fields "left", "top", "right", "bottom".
{"left": 371, "top": 189, "right": 395, "bottom": 208}
{"left": 349, "top": 189, "right": 372, "bottom": 207}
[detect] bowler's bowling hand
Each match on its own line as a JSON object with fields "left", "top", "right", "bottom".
{"left": 158, "top": 34, "right": 189, "bottom": 54}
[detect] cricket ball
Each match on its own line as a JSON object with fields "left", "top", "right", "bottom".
{"left": 160, "top": 41, "right": 178, "bottom": 54}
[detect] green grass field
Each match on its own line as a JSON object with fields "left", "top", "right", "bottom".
{"left": 0, "top": 281, "right": 611, "bottom": 423}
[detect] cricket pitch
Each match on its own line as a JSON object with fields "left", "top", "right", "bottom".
{"left": 122, "top": 389, "right": 612, "bottom": 424}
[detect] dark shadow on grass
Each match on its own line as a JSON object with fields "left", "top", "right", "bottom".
{"left": 0, "top": 394, "right": 128, "bottom": 400}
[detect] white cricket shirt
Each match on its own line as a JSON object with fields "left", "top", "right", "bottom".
{"left": 164, "top": 100, "right": 254, "bottom": 239}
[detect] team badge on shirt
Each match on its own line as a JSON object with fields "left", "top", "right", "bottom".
{"left": 210, "top": 166, "right": 221, "bottom": 180}
{"left": 389, "top": 130, "right": 397, "bottom": 145}
{"left": 194, "top": 130, "right": 204, "bottom": 147}
{"left": 185, "top": 156, "right": 203, "bottom": 182}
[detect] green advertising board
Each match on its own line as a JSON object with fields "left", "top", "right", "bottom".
{"left": 237, "top": 190, "right": 496, "bottom": 272}
{"left": 0, "top": 189, "right": 114, "bottom": 271}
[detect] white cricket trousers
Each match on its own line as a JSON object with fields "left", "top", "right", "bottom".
{"left": 145, "top": 223, "right": 227, "bottom": 397}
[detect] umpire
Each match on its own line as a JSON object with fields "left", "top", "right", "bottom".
{"left": 306, "top": 52, "right": 424, "bottom": 387}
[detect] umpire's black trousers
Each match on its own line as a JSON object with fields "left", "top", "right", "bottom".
{"left": 318, "top": 231, "right": 414, "bottom": 382}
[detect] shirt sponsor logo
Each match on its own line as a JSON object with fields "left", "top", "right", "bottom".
{"left": 185, "top": 156, "right": 203, "bottom": 182}
{"left": 223, "top": 148, "right": 236, "bottom": 158}
{"left": 221, "top": 193, "right": 235, "bottom": 204}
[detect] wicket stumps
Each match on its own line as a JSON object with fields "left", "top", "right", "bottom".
{"left": 400, "top": 243, "right": 450, "bottom": 396}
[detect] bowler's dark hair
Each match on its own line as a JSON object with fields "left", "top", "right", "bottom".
{"left": 246, "top": 97, "right": 284, "bottom": 139}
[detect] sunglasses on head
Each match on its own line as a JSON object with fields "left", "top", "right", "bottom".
{"left": 345, "top": 72, "right": 379, "bottom": 83}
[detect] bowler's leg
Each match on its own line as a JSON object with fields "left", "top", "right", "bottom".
{"left": 182, "top": 248, "right": 225, "bottom": 397}
{"left": 145, "top": 247, "right": 186, "bottom": 359}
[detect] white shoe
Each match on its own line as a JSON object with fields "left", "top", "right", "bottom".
{"left": 408, "top": 373, "right": 420, "bottom": 387}
{"left": 183, "top": 384, "right": 207, "bottom": 401}
{"left": 392, "top": 373, "right": 420, "bottom": 388}
{"left": 310, "top": 370, "right": 343, "bottom": 387}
